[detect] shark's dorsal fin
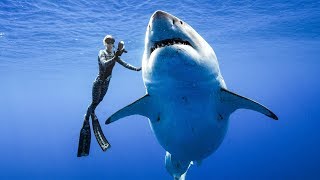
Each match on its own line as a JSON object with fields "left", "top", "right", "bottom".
{"left": 105, "top": 94, "right": 154, "bottom": 124}
{"left": 220, "top": 88, "right": 278, "bottom": 120}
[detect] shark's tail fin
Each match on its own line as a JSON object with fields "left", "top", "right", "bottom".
{"left": 220, "top": 88, "right": 278, "bottom": 120}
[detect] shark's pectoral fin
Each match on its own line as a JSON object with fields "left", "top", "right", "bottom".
{"left": 220, "top": 88, "right": 278, "bottom": 120}
{"left": 105, "top": 94, "right": 154, "bottom": 125}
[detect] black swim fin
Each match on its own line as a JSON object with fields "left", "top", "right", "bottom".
{"left": 77, "top": 120, "right": 91, "bottom": 157}
{"left": 92, "top": 114, "right": 111, "bottom": 151}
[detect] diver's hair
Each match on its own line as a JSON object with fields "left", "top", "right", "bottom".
{"left": 103, "top": 35, "right": 115, "bottom": 45}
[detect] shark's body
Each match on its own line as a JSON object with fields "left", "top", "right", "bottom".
{"left": 106, "top": 10, "right": 277, "bottom": 179}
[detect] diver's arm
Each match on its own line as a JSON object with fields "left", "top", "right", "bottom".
{"left": 99, "top": 50, "right": 115, "bottom": 68}
{"left": 116, "top": 57, "right": 141, "bottom": 71}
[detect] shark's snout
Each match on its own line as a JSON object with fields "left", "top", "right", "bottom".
{"left": 149, "top": 10, "right": 184, "bottom": 32}
{"left": 149, "top": 10, "right": 175, "bottom": 32}
{"left": 151, "top": 10, "right": 184, "bottom": 27}
{"left": 147, "top": 10, "right": 194, "bottom": 56}
{"left": 152, "top": 10, "right": 170, "bottom": 19}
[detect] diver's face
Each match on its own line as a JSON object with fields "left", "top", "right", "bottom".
{"left": 105, "top": 42, "right": 114, "bottom": 51}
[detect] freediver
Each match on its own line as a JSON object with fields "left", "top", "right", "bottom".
{"left": 77, "top": 35, "right": 141, "bottom": 157}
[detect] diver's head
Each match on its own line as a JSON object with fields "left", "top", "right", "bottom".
{"left": 103, "top": 35, "right": 115, "bottom": 51}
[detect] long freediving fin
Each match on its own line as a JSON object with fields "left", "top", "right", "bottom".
{"left": 92, "top": 113, "right": 111, "bottom": 151}
{"left": 105, "top": 94, "right": 154, "bottom": 125}
{"left": 220, "top": 87, "right": 278, "bottom": 120}
{"left": 77, "top": 120, "right": 91, "bottom": 157}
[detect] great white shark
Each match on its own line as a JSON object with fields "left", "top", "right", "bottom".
{"left": 105, "top": 10, "right": 278, "bottom": 179}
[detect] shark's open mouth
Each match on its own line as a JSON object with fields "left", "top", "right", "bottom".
{"left": 150, "top": 38, "right": 193, "bottom": 54}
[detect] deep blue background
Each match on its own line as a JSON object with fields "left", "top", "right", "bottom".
{"left": 1, "top": 0, "right": 319, "bottom": 179}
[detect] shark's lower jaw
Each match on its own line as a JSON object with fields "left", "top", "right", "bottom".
{"left": 150, "top": 38, "right": 193, "bottom": 54}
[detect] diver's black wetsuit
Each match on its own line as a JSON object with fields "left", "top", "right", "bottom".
{"left": 77, "top": 49, "right": 141, "bottom": 157}
{"left": 85, "top": 49, "right": 141, "bottom": 120}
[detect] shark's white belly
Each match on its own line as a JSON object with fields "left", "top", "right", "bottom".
{"left": 148, "top": 88, "right": 229, "bottom": 161}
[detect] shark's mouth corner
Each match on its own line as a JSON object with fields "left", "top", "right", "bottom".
{"left": 150, "top": 38, "right": 193, "bottom": 54}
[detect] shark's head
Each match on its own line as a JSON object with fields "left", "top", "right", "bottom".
{"left": 142, "top": 10, "right": 221, "bottom": 88}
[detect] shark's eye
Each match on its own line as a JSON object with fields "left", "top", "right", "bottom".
{"left": 180, "top": 21, "right": 183, "bottom": 25}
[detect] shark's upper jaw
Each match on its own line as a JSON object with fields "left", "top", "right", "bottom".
{"left": 150, "top": 38, "right": 193, "bottom": 54}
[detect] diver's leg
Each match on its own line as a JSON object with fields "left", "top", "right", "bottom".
{"left": 165, "top": 152, "right": 192, "bottom": 180}
{"left": 77, "top": 79, "right": 101, "bottom": 157}
{"left": 97, "top": 78, "right": 110, "bottom": 103}
{"left": 85, "top": 78, "right": 102, "bottom": 120}
{"left": 91, "top": 78, "right": 111, "bottom": 151}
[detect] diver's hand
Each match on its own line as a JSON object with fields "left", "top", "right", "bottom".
{"left": 115, "top": 49, "right": 123, "bottom": 57}
{"left": 136, "top": 67, "right": 142, "bottom": 71}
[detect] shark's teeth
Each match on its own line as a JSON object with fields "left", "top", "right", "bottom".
{"left": 150, "top": 38, "right": 192, "bottom": 54}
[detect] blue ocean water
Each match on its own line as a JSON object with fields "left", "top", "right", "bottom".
{"left": 1, "top": 0, "right": 319, "bottom": 179}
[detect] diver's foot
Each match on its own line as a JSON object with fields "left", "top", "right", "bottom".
{"left": 77, "top": 120, "right": 91, "bottom": 157}
{"left": 91, "top": 113, "right": 111, "bottom": 151}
